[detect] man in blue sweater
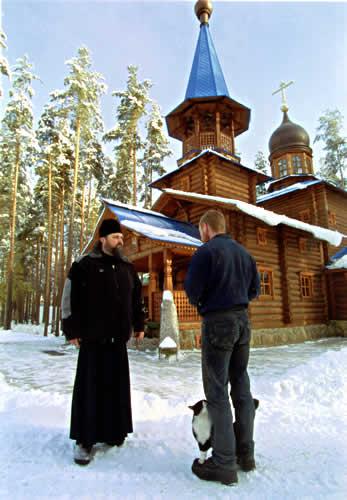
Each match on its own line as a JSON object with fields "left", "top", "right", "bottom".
{"left": 185, "top": 209, "right": 260, "bottom": 486}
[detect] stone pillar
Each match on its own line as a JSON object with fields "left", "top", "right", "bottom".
{"left": 159, "top": 290, "right": 180, "bottom": 359}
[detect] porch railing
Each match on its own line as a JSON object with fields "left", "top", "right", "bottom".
{"left": 152, "top": 291, "right": 200, "bottom": 322}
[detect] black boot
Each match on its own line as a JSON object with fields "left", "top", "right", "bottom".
{"left": 237, "top": 455, "right": 256, "bottom": 472}
{"left": 106, "top": 436, "right": 126, "bottom": 447}
{"left": 192, "top": 458, "right": 238, "bottom": 485}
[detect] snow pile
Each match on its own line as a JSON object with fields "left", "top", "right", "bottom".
{"left": 162, "top": 290, "right": 174, "bottom": 302}
{"left": 159, "top": 336, "right": 177, "bottom": 349}
{"left": 0, "top": 331, "right": 346, "bottom": 499}
{"left": 162, "top": 188, "right": 345, "bottom": 246}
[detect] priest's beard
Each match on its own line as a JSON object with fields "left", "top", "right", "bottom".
{"left": 105, "top": 244, "right": 123, "bottom": 258}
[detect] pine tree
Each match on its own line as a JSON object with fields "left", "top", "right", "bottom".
{"left": 105, "top": 65, "right": 151, "bottom": 205}
{"left": 140, "top": 103, "right": 171, "bottom": 208}
{"left": 254, "top": 150, "right": 270, "bottom": 197}
{"left": 0, "top": 30, "right": 10, "bottom": 98}
{"left": 35, "top": 102, "right": 74, "bottom": 335}
{"left": 314, "top": 109, "right": 347, "bottom": 189}
{"left": 52, "top": 47, "right": 106, "bottom": 271}
{"left": 1, "top": 55, "right": 39, "bottom": 329}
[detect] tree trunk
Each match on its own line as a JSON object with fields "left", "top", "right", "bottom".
{"left": 132, "top": 137, "right": 137, "bottom": 205}
{"left": 43, "top": 156, "right": 53, "bottom": 336}
{"left": 66, "top": 116, "right": 81, "bottom": 272}
{"left": 85, "top": 177, "right": 92, "bottom": 243}
{"left": 79, "top": 181, "right": 86, "bottom": 253}
{"left": 34, "top": 236, "right": 42, "bottom": 325}
{"left": 4, "top": 138, "right": 21, "bottom": 330}
{"left": 55, "top": 184, "right": 65, "bottom": 336}
{"left": 51, "top": 211, "right": 60, "bottom": 334}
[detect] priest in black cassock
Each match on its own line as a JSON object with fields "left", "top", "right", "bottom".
{"left": 61, "top": 218, "right": 145, "bottom": 465}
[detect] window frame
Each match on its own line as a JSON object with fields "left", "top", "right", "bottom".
{"left": 258, "top": 267, "right": 274, "bottom": 300}
{"left": 292, "top": 155, "right": 303, "bottom": 174}
{"left": 300, "top": 272, "right": 314, "bottom": 299}
{"left": 278, "top": 158, "right": 288, "bottom": 177}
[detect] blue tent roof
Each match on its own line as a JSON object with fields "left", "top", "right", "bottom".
{"left": 185, "top": 23, "right": 229, "bottom": 99}
{"left": 103, "top": 198, "right": 201, "bottom": 248}
{"left": 331, "top": 246, "right": 347, "bottom": 261}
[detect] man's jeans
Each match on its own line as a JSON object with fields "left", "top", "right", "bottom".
{"left": 201, "top": 307, "right": 255, "bottom": 470}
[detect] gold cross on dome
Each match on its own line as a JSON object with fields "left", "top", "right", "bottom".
{"left": 272, "top": 80, "right": 294, "bottom": 112}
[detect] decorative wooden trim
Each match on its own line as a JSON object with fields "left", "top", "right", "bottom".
{"left": 328, "top": 210, "right": 337, "bottom": 228}
{"left": 299, "top": 209, "right": 311, "bottom": 223}
{"left": 298, "top": 237, "right": 307, "bottom": 253}
{"left": 163, "top": 249, "right": 173, "bottom": 291}
{"left": 256, "top": 227, "right": 268, "bottom": 246}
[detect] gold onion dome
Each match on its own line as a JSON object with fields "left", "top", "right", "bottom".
{"left": 195, "top": 0, "right": 213, "bottom": 24}
{"left": 269, "top": 111, "right": 310, "bottom": 155}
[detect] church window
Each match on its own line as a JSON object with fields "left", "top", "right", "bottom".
{"left": 278, "top": 159, "right": 288, "bottom": 177}
{"left": 259, "top": 268, "right": 274, "bottom": 298}
{"left": 328, "top": 211, "right": 337, "bottom": 228}
{"left": 299, "top": 209, "right": 311, "bottom": 223}
{"left": 292, "top": 155, "right": 303, "bottom": 174}
{"left": 300, "top": 273, "right": 314, "bottom": 298}
{"left": 256, "top": 227, "right": 268, "bottom": 246}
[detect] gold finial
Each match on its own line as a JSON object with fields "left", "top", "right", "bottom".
{"left": 272, "top": 81, "right": 294, "bottom": 113}
{"left": 195, "top": 0, "right": 213, "bottom": 24}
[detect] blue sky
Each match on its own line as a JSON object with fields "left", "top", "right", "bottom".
{"left": 2, "top": 0, "right": 347, "bottom": 175}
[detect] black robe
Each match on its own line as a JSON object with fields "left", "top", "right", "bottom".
{"left": 62, "top": 246, "right": 145, "bottom": 446}
{"left": 70, "top": 340, "right": 133, "bottom": 446}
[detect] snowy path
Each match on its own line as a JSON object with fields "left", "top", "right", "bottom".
{"left": 0, "top": 328, "right": 346, "bottom": 500}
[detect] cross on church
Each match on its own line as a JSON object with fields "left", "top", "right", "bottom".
{"left": 272, "top": 80, "right": 294, "bottom": 112}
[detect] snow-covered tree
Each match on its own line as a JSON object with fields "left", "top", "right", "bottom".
{"left": 0, "top": 30, "right": 10, "bottom": 98}
{"left": 254, "top": 150, "right": 270, "bottom": 197}
{"left": 35, "top": 102, "right": 74, "bottom": 334}
{"left": 140, "top": 103, "right": 171, "bottom": 208}
{"left": 314, "top": 109, "right": 347, "bottom": 189}
{"left": 1, "top": 55, "right": 39, "bottom": 329}
{"left": 104, "top": 65, "right": 151, "bottom": 205}
{"left": 52, "top": 46, "right": 106, "bottom": 271}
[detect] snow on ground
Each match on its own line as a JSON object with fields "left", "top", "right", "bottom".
{"left": 0, "top": 327, "right": 347, "bottom": 499}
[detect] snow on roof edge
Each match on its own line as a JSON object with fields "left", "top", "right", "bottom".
{"left": 162, "top": 188, "right": 346, "bottom": 247}
{"left": 101, "top": 197, "right": 170, "bottom": 220}
{"left": 326, "top": 255, "right": 347, "bottom": 270}
{"left": 149, "top": 149, "right": 272, "bottom": 186}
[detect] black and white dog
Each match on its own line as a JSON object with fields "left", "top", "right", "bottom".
{"left": 189, "top": 398, "right": 259, "bottom": 464}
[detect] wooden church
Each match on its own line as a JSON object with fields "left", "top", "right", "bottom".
{"left": 87, "top": 0, "right": 347, "bottom": 347}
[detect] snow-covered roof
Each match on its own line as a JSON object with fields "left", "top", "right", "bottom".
{"left": 150, "top": 149, "right": 271, "bottom": 187}
{"left": 266, "top": 174, "right": 317, "bottom": 188}
{"left": 102, "top": 198, "right": 201, "bottom": 248}
{"left": 326, "top": 255, "right": 347, "bottom": 270}
{"left": 327, "top": 247, "right": 347, "bottom": 269}
{"left": 161, "top": 188, "right": 345, "bottom": 247}
{"left": 120, "top": 219, "right": 201, "bottom": 247}
{"left": 257, "top": 180, "right": 322, "bottom": 203}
